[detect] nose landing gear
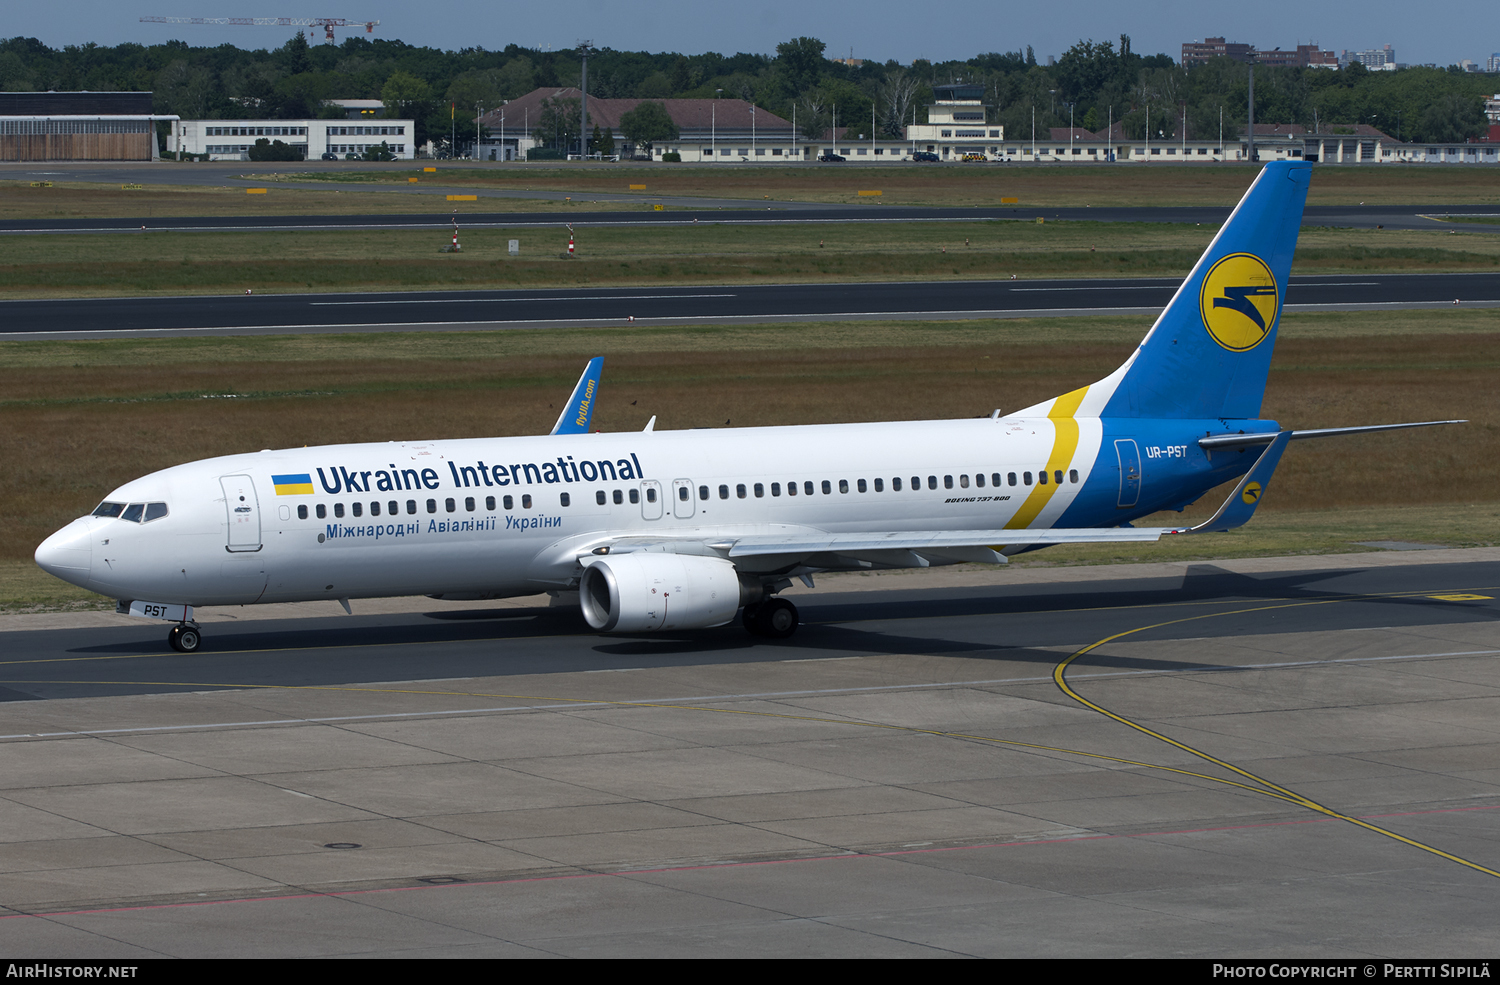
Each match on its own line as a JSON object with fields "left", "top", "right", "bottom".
{"left": 168, "top": 623, "right": 202, "bottom": 652}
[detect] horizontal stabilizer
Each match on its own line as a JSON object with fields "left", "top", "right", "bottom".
{"left": 1173, "top": 430, "right": 1291, "bottom": 534}
{"left": 1199, "top": 420, "right": 1464, "bottom": 450}
{"left": 549, "top": 357, "right": 604, "bottom": 435}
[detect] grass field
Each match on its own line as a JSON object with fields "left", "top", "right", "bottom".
{"left": 0, "top": 179, "right": 649, "bottom": 221}
{"left": 4, "top": 308, "right": 1496, "bottom": 611}
{"left": 263, "top": 163, "right": 1500, "bottom": 208}
{"left": 3, "top": 222, "right": 1498, "bottom": 298}
{"left": 3, "top": 164, "right": 1498, "bottom": 223}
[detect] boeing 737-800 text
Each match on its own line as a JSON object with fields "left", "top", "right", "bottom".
{"left": 34, "top": 161, "right": 1458, "bottom": 651}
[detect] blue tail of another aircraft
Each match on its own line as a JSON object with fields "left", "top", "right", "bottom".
{"left": 1098, "top": 161, "right": 1312, "bottom": 421}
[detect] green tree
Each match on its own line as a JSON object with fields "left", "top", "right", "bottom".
{"left": 776, "top": 36, "right": 826, "bottom": 93}
{"left": 382, "top": 70, "right": 435, "bottom": 144}
{"left": 619, "top": 100, "right": 678, "bottom": 156}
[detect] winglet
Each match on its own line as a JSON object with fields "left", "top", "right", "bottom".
{"left": 1174, "top": 431, "right": 1291, "bottom": 534}
{"left": 550, "top": 357, "right": 603, "bottom": 435}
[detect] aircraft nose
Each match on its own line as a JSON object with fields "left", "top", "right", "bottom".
{"left": 35, "top": 517, "right": 93, "bottom": 585}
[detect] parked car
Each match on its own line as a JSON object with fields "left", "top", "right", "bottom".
{"left": 912, "top": 151, "right": 940, "bottom": 162}
{"left": 962, "top": 152, "right": 988, "bottom": 162}
{"left": 818, "top": 153, "right": 845, "bottom": 162}
{"left": 320, "top": 152, "right": 337, "bottom": 160}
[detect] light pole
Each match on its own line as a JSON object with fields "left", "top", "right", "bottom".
{"left": 576, "top": 40, "right": 594, "bottom": 160}
{"left": 1067, "top": 102, "right": 1075, "bottom": 160}
{"left": 713, "top": 88, "right": 722, "bottom": 162}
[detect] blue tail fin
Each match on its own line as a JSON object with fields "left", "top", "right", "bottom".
{"left": 550, "top": 357, "right": 603, "bottom": 435}
{"left": 1098, "top": 161, "right": 1311, "bottom": 421}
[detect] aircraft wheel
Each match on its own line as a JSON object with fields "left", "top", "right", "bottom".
{"left": 168, "top": 625, "right": 201, "bottom": 653}
{"left": 754, "top": 598, "right": 798, "bottom": 639}
{"left": 741, "top": 603, "right": 762, "bottom": 634}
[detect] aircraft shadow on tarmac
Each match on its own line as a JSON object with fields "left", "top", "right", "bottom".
{"left": 48, "top": 562, "right": 1497, "bottom": 690}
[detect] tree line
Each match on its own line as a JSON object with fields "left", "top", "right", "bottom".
{"left": 0, "top": 32, "right": 1492, "bottom": 151}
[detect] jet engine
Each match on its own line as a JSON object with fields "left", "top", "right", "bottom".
{"left": 579, "top": 552, "right": 747, "bottom": 632}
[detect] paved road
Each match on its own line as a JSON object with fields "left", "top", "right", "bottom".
{"left": 4, "top": 272, "right": 1498, "bottom": 338}
{"left": 1, "top": 553, "right": 1497, "bottom": 955}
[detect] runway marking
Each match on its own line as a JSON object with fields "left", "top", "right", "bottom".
{"left": 1053, "top": 597, "right": 1500, "bottom": 881}
{"left": 2, "top": 800, "right": 1496, "bottom": 922}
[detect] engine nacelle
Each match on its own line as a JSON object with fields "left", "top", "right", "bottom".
{"left": 579, "top": 553, "right": 744, "bottom": 632}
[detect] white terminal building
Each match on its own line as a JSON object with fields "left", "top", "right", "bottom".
{"left": 906, "top": 83, "right": 1005, "bottom": 159}
{"left": 169, "top": 118, "right": 415, "bottom": 160}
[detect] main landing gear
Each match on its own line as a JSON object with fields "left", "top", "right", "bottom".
{"left": 167, "top": 623, "right": 202, "bottom": 653}
{"left": 742, "top": 598, "right": 799, "bottom": 639}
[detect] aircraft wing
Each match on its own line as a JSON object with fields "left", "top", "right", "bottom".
{"left": 724, "top": 526, "right": 1165, "bottom": 557}
{"left": 549, "top": 357, "right": 604, "bottom": 435}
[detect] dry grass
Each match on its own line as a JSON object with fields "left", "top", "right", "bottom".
{"left": 0, "top": 179, "right": 647, "bottom": 221}
{"left": 3, "top": 221, "right": 1498, "bottom": 299}
{"left": 279, "top": 163, "right": 1500, "bottom": 207}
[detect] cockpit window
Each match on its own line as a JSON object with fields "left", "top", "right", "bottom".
{"left": 93, "top": 502, "right": 125, "bottom": 518}
{"left": 121, "top": 503, "right": 144, "bottom": 522}
{"left": 144, "top": 502, "right": 169, "bottom": 522}
{"left": 109, "top": 502, "right": 168, "bottom": 523}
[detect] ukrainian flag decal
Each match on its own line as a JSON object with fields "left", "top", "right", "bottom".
{"left": 272, "top": 473, "right": 314, "bottom": 495}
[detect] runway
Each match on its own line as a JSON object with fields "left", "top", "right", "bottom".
{"left": 5, "top": 272, "right": 1499, "bottom": 339}
{"left": 1, "top": 550, "right": 1497, "bottom": 956}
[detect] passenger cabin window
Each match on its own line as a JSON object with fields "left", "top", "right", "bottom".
{"left": 465, "top": 497, "right": 475, "bottom": 511}
{"left": 597, "top": 490, "right": 607, "bottom": 505}
{"left": 522, "top": 494, "right": 532, "bottom": 509}
{"left": 928, "top": 476, "right": 938, "bottom": 490}
{"left": 646, "top": 487, "right": 657, "bottom": 503}
{"left": 959, "top": 475, "right": 969, "bottom": 488}
{"left": 771, "top": 483, "right": 781, "bottom": 496}
{"left": 1008, "top": 473, "right": 1017, "bottom": 486}
{"left": 857, "top": 479, "right": 867, "bottom": 493}
{"left": 560, "top": 492, "right": 571, "bottom": 507}
{"left": 821, "top": 480, "right": 832, "bottom": 495}
{"left": 369, "top": 502, "right": 380, "bottom": 516}
{"left": 804, "top": 481, "right": 814, "bottom": 496}
{"left": 1023, "top": 473, "right": 1032, "bottom": 486}
{"left": 445, "top": 498, "right": 455, "bottom": 512}
{"left": 893, "top": 477, "right": 902, "bottom": 491}
{"left": 352, "top": 502, "right": 363, "bottom": 517}
{"left": 1069, "top": 469, "right": 1079, "bottom": 483}
{"left": 426, "top": 499, "right": 437, "bottom": 513}
{"left": 974, "top": 474, "right": 984, "bottom": 488}
{"left": 736, "top": 484, "right": 746, "bottom": 499}
{"left": 298, "top": 505, "right": 308, "bottom": 520}
{"left": 838, "top": 480, "right": 849, "bottom": 493}
{"left": 614, "top": 489, "right": 624, "bottom": 505}
{"left": 787, "top": 481, "right": 797, "bottom": 496}
{"left": 699, "top": 485, "right": 709, "bottom": 500}
{"left": 754, "top": 483, "right": 764, "bottom": 498}
{"left": 1054, "top": 470, "right": 1064, "bottom": 485}
{"left": 719, "top": 485, "right": 729, "bottom": 500}
{"left": 317, "top": 504, "right": 327, "bottom": 519}
{"left": 678, "top": 486, "right": 690, "bottom": 501}
{"left": 874, "top": 478, "right": 883, "bottom": 492}
{"left": 1038, "top": 471, "right": 1048, "bottom": 485}
{"left": 335, "top": 503, "right": 346, "bottom": 518}
{"left": 944, "top": 476, "right": 954, "bottom": 489}
{"left": 483, "top": 497, "right": 493, "bottom": 511}
{"left": 629, "top": 489, "right": 640, "bottom": 504}
{"left": 389, "top": 500, "right": 399, "bottom": 515}
{"left": 503, "top": 495, "right": 513, "bottom": 510}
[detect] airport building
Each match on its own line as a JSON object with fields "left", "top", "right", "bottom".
{"left": 905, "top": 84, "right": 1005, "bottom": 159}
{"left": 170, "top": 117, "right": 416, "bottom": 160}
{"left": 0, "top": 92, "right": 173, "bottom": 162}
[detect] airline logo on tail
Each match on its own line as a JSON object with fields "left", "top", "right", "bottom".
{"left": 1200, "top": 253, "right": 1279, "bottom": 351}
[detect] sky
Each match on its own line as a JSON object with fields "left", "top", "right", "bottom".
{"left": 6, "top": 0, "right": 1495, "bottom": 69}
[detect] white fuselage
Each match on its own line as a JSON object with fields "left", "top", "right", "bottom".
{"left": 36, "top": 413, "right": 1128, "bottom": 608}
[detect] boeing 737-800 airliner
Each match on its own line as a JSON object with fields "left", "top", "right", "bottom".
{"left": 35, "top": 161, "right": 1458, "bottom": 652}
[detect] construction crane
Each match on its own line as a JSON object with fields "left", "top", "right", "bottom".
{"left": 140, "top": 16, "right": 380, "bottom": 43}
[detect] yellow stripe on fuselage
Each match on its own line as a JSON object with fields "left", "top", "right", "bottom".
{"left": 1004, "top": 385, "right": 1088, "bottom": 530}
{"left": 274, "top": 482, "right": 314, "bottom": 495}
